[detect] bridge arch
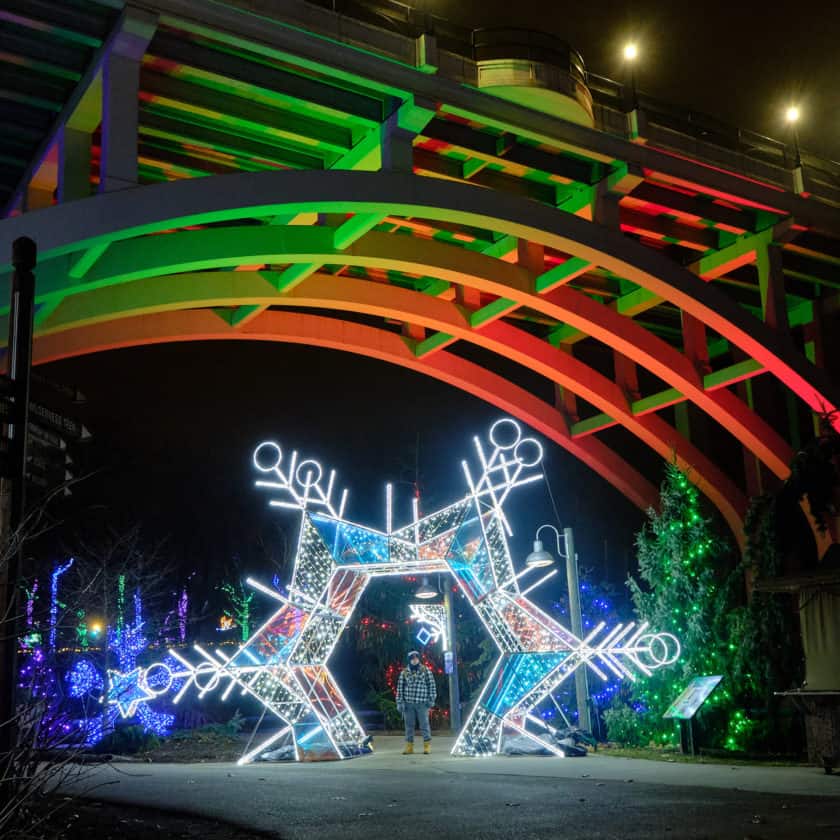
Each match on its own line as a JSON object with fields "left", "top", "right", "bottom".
{"left": 35, "top": 272, "right": 748, "bottom": 540}
{"left": 32, "top": 308, "right": 659, "bottom": 511}
{"left": 4, "top": 171, "right": 835, "bottom": 548}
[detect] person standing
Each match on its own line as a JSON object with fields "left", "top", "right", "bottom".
{"left": 395, "top": 650, "right": 436, "bottom": 754}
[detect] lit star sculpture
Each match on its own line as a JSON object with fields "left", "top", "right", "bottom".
{"left": 107, "top": 667, "right": 156, "bottom": 718}
{"left": 139, "top": 418, "right": 680, "bottom": 763}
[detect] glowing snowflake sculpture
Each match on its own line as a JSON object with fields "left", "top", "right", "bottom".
{"left": 140, "top": 418, "right": 679, "bottom": 762}
{"left": 410, "top": 604, "right": 448, "bottom": 648}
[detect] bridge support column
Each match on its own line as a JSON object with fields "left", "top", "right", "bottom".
{"left": 379, "top": 98, "right": 435, "bottom": 172}
{"left": 58, "top": 127, "right": 92, "bottom": 203}
{"left": 99, "top": 9, "right": 157, "bottom": 193}
{"left": 23, "top": 187, "right": 52, "bottom": 212}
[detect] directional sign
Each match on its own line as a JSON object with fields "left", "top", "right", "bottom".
{"left": 0, "top": 399, "right": 90, "bottom": 444}
{"left": 0, "top": 376, "right": 88, "bottom": 495}
{"left": 27, "top": 401, "right": 90, "bottom": 441}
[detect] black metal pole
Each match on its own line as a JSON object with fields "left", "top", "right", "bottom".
{"left": 443, "top": 586, "right": 461, "bottom": 733}
{"left": 0, "top": 236, "right": 36, "bottom": 761}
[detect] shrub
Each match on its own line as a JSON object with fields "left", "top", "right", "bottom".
{"left": 603, "top": 705, "right": 645, "bottom": 747}
{"left": 95, "top": 725, "right": 160, "bottom": 754}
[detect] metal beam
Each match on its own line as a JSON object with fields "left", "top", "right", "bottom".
{"left": 571, "top": 359, "right": 766, "bottom": 437}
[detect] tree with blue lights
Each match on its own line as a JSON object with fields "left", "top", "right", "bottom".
{"left": 548, "top": 570, "right": 626, "bottom": 735}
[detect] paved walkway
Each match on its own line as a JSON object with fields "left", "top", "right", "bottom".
{"left": 347, "top": 736, "right": 837, "bottom": 797}
{"left": 66, "top": 736, "right": 840, "bottom": 839}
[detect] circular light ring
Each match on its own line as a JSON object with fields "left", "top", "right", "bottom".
{"left": 514, "top": 437, "right": 543, "bottom": 468}
{"left": 295, "top": 458, "right": 323, "bottom": 490}
{"left": 141, "top": 662, "right": 174, "bottom": 696}
{"left": 192, "top": 663, "right": 222, "bottom": 693}
{"left": 637, "top": 632, "right": 681, "bottom": 668}
{"left": 254, "top": 441, "right": 283, "bottom": 472}
{"left": 489, "top": 418, "right": 522, "bottom": 450}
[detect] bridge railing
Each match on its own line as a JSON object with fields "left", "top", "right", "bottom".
{"left": 588, "top": 71, "right": 840, "bottom": 202}
{"left": 302, "top": 0, "right": 839, "bottom": 201}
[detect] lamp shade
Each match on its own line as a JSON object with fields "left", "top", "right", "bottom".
{"left": 415, "top": 576, "right": 437, "bottom": 599}
{"left": 525, "top": 539, "right": 555, "bottom": 568}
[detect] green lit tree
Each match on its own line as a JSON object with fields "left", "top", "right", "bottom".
{"left": 219, "top": 579, "right": 255, "bottom": 642}
{"left": 624, "top": 462, "right": 738, "bottom": 747}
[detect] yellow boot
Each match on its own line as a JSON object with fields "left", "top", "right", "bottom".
{"left": 423, "top": 741, "right": 431, "bottom": 755}
{"left": 402, "top": 742, "right": 414, "bottom": 755}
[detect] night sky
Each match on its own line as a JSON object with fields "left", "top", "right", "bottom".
{"left": 431, "top": 0, "right": 840, "bottom": 159}
{"left": 32, "top": 0, "right": 838, "bottom": 604}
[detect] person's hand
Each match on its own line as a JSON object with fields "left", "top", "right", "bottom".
{"left": 396, "top": 703, "right": 404, "bottom": 713}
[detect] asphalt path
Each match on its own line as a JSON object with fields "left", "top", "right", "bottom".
{"left": 68, "top": 736, "right": 840, "bottom": 840}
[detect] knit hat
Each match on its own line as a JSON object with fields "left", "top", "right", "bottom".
{"left": 407, "top": 650, "right": 421, "bottom": 659}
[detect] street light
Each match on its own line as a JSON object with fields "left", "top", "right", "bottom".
{"left": 527, "top": 524, "right": 591, "bottom": 732}
{"left": 785, "top": 104, "right": 802, "bottom": 168}
{"left": 415, "top": 576, "right": 436, "bottom": 599}
{"left": 622, "top": 42, "right": 639, "bottom": 116}
{"left": 525, "top": 524, "right": 560, "bottom": 568}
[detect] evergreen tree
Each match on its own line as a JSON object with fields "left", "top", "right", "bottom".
{"left": 624, "top": 462, "right": 737, "bottom": 746}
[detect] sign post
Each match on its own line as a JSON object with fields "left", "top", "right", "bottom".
{"left": 663, "top": 675, "right": 723, "bottom": 756}
{"left": 0, "top": 236, "right": 37, "bottom": 765}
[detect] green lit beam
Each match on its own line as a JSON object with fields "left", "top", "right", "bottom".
{"left": 571, "top": 358, "right": 766, "bottom": 437}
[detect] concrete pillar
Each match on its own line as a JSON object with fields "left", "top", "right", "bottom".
{"left": 379, "top": 111, "right": 416, "bottom": 173}
{"left": 58, "top": 126, "right": 91, "bottom": 202}
{"left": 99, "top": 51, "right": 140, "bottom": 192}
{"left": 593, "top": 185, "right": 621, "bottom": 229}
{"left": 98, "top": 8, "right": 157, "bottom": 193}
{"left": 23, "top": 187, "right": 52, "bottom": 211}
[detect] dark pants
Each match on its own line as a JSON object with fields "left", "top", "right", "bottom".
{"left": 403, "top": 703, "right": 431, "bottom": 742}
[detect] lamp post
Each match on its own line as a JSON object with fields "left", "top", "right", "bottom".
{"left": 0, "top": 237, "right": 37, "bottom": 767}
{"left": 415, "top": 576, "right": 461, "bottom": 732}
{"left": 785, "top": 105, "right": 801, "bottom": 167}
{"left": 623, "top": 42, "right": 639, "bottom": 112}
{"left": 526, "top": 525, "right": 591, "bottom": 732}
{"left": 442, "top": 585, "right": 461, "bottom": 732}
{"left": 784, "top": 105, "right": 804, "bottom": 194}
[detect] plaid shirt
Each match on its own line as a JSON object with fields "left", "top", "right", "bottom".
{"left": 396, "top": 665, "right": 437, "bottom": 706}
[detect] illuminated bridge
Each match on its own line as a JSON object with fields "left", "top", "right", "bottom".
{"left": 1, "top": 0, "right": 838, "bottom": 556}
